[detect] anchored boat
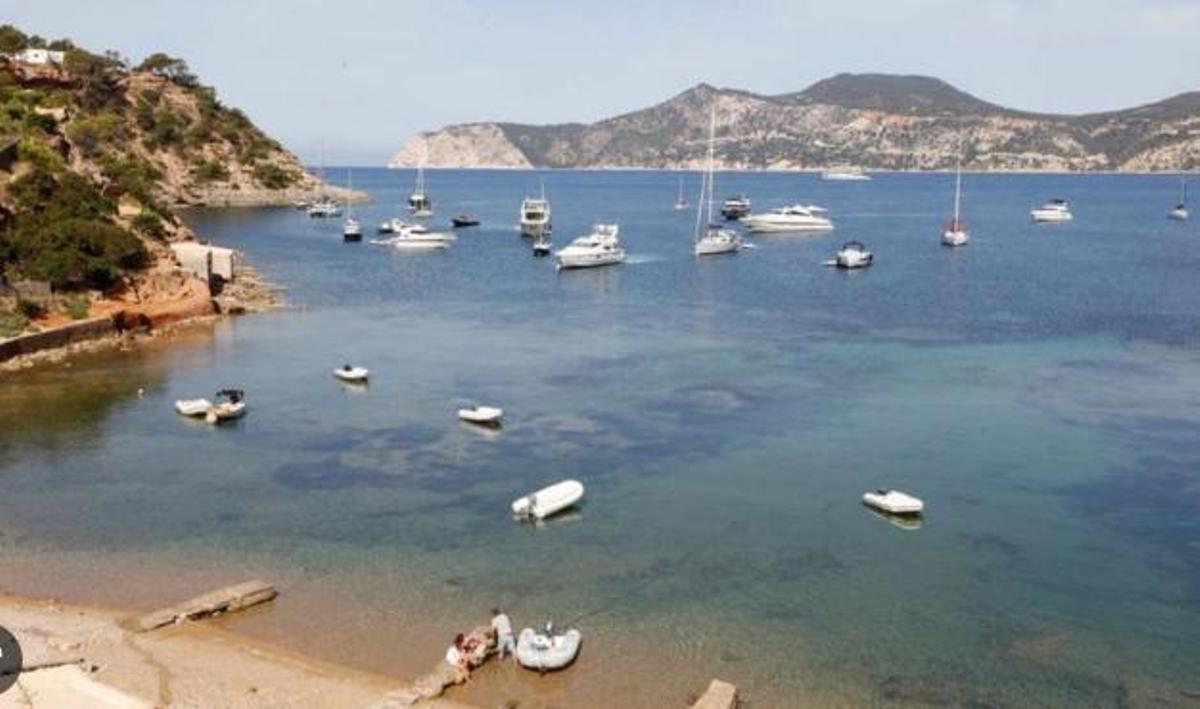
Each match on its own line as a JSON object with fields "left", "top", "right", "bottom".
{"left": 862, "top": 489, "right": 924, "bottom": 516}
{"left": 512, "top": 479, "right": 584, "bottom": 520}
{"left": 333, "top": 365, "right": 369, "bottom": 383}
{"left": 835, "top": 241, "right": 873, "bottom": 269}
{"left": 694, "top": 106, "right": 742, "bottom": 256}
{"left": 1031, "top": 199, "right": 1072, "bottom": 223}
{"left": 458, "top": 405, "right": 503, "bottom": 425}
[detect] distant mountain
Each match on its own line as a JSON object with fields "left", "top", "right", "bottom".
{"left": 390, "top": 73, "right": 1200, "bottom": 172}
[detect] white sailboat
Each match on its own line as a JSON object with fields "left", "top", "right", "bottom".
{"left": 674, "top": 177, "right": 688, "bottom": 210}
{"left": 1169, "top": 176, "right": 1189, "bottom": 221}
{"left": 307, "top": 141, "right": 341, "bottom": 218}
{"left": 407, "top": 156, "right": 432, "bottom": 218}
{"left": 694, "top": 107, "right": 742, "bottom": 256}
{"left": 342, "top": 168, "right": 362, "bottom": 241}
{"left": 941, "top": 152, "right": 969, "bottom": 247}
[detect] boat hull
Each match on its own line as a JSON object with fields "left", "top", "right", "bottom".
{"left": 742, "top": 218, "right": 833, "bottom": 233}
{"left": 941, "top": 230, "right": 969, "bottom": 247}
{"left": 695, "top": 236, "right": 741, "bottom": 256}
{"left": 512, "top": 479, "right": 585, "bottom": 520}
{"left": 1031, "top": 211, "right": 1072, "bottom": 223}
{"left": 458, "top": 406, "right": 504, "bottom": 425}
{"left": 520, "top": 220, "right": 551, "bottom": 238}
{"left": 516, "top": 628, "right": 582, "bottom": 672}
{"left": 556, "top": 251, "right": 625, "bottom": 269}
{"left": 836, "top": 252, "right": 873, "bottom": 268}
{"left": 863, "top": 490, "right": 924, "bottom": 515}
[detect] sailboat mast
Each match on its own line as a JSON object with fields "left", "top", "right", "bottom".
{"left": 706, "top": 106, "right": 716, "bottom": 227}
{"left": 953, "top": 159, "right": 962, "bottom": 223}
{"left": 346, "top": 168, "right": 353, "bottom": 217}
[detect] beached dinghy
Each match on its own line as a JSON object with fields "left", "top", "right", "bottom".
{"left": 862, "top": 489, "right": 923, "bottom": 515}
{"left": 175, "top": 398, "right": 213, "bottom": 417}
{"left": 457, "top": 405, "right": 503, "bottom": 425}
{"left": 516, "top": 623, "right": 582, "bottom": 672}
{"left": 512, "top": 479, "right": 585, "bottom": 520}
{"left": 333, "top": 365, "right": 369, "bottom": 383}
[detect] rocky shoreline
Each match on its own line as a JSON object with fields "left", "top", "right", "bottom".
{"left": 0, "top": 260, "right": 282, "bottom": 373}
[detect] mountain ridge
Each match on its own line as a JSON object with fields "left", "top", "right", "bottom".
{"left": 391, "top": 73, "right": 1200, "bottom": 172}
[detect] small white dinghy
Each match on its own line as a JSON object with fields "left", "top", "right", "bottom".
{"left": 512, "top": 479, "right": 585, "bottom": 520}
{"left": 458, "top": 405, "right": 503, "bottom": 425}
{"left": 175, "top": 398, "right": 213, "bottom": 417}
{"left": 204, "top": 389, "right": 246, "bottom": 424}
{"left": 862, "top": 489, "right": 924, "bottom": 516}
{"left": 333, "top": 365, "right": 369, "bottom": 383}
{"left": 516, "top": 623, "right": 582, "bottom": 672}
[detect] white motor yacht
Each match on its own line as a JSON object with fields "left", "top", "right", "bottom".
{"left": 693, "top": 106, "right": 742, "bottom": 256}
{"left": 741, "top": 204, "right": 833, "bottom": 233}
{"left": 520, "top": 189, "right": 552, "bottom": 238}
{"left": 556, "top": 224, "right": 625, "bottom": 269}
{"left": 371, "top": 222, "right": 455, "bottom": 249}
{"left": 719, "top": 194, "right": 752, "bottom": 220}
{"left": 307, "top": 200, "right": 341, "bottom": 218}
{"left": 821, "top": 167, "right": 871, "bottom": 181}
{"left": 835, "top": 241, "right": 873, "bottom": 269}
{"left": 1031, "top": 199, "right": 1072, "bottom": 223}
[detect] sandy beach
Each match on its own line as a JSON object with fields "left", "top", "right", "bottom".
{"left": 0, "top": 593, "right": 475, "bottom": 708}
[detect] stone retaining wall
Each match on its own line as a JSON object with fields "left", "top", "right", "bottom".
{"left": 0, "top": 317, "right": 117, "bottom": 362}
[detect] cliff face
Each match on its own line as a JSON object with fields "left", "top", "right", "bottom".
{"left": 390, "top": 74, "right": 1200, "bottom": 172}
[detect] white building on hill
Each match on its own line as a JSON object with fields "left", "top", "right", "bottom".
{"left": 7, "top": 49, "right": 67, "bottom": 65}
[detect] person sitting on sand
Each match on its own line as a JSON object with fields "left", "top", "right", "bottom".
{"left": 491, "top": 607, "right": 515, "bottom": 659}
{"left": 444, "top": 633, "right": 469, "bottom": 681}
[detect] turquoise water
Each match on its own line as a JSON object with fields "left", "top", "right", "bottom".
{"left": 2, "top": 170, "right": 1199, "bottom": 706}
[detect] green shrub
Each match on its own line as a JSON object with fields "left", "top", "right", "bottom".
{"left": 65, "top": 110, "right": 129, "bottom": 156}
{"left": 8, "top": 217, "right": 148, "bottom": 290}
{"left": 9, "top": 168, "right": 115, "bottom": 219}
{"left": 96, "top": 153, "right": 162, "bottom": 204}
{"left": 62, "top": 295, "right": 90, "bottom": 320}
{"left": 190, "top": 158, "right": 229, "bottom": 183}
{"left": 135, "top": 53, "right": 198, "bottom": 87}
{"left": 131, "top": 211, "right": 167, "bottom": 239}
{"left": 16, "top": 297, "right": 44, "bottom": 318}
{"left": 16, "top": 136, "right": 67, "bottom": 173}
{"left": 252, "top": 162, "right": 297, "bottom": 189}
{"left": 0, "top": 311, "right": 30, "bottom": 338}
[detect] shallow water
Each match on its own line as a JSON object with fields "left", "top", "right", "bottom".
{"left": 2, "top": 170, "right": 1200, "bottom": 707}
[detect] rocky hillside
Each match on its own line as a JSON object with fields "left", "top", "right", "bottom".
{"left": 391, "top": 74, "right": 1200, "bottom": 172}
{"left": 0, "top": 25, "right": 345, "bottom": 338}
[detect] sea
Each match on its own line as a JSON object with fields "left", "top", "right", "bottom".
{"left": 1, "top": 168, "right": 1198, "bottom": 707}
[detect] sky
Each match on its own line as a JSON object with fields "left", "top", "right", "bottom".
{"left": 5, "top": 0, "right": 1199, "bottom": 164}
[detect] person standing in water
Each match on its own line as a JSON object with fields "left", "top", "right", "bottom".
{"left": 491, "top": 608, "right": 515, "bottom": 659}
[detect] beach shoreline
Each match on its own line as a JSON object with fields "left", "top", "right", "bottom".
{"left": 0, "top": 591, "right": 474, "bottom": 708}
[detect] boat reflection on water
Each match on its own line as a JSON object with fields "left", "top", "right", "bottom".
{"left": 532, "top": 509, "right": 584, "bottom": 529}
{"left": 863, "top": 505, "right": 924, "bottom": 531}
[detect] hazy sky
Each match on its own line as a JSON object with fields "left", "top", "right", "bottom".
{"left": 6, "top": 0, "right": 1199, "bottom": 163}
